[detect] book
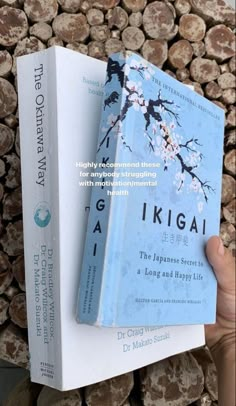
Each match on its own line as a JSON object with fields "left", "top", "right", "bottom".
{"left": 17, "top": 46, "right": 205, "bottom": 391}
{"left": 77, "top": 51, "right": 224, "bottom": 328}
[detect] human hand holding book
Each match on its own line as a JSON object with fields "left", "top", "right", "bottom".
{"left": 205, "top": 236, "right": 235, "bottom": 406}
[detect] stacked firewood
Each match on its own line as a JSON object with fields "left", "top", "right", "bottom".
{"left": 0, "top": 0, "right": 235, "bottom": 405}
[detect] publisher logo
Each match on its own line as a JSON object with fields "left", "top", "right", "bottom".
{"left": 34, "top": 202, "right": 51, "bottom": 228}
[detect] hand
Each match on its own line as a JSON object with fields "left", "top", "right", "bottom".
{"left": 205, "top": 235, "right": 235, "bottom": 351}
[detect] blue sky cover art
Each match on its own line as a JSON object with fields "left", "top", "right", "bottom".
{"left": 78, "top": 51, "right": 225, "bottom": 327}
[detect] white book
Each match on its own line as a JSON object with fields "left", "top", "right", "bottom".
{"left": 17, "top": 46, "right": 205, "bottom": 391}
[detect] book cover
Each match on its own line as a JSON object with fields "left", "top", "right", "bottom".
{"left": 77, "top": 51, "right": 224, "bottom": 328}
{"left": 17, "top": 46, "right": 205, "bottom": 391}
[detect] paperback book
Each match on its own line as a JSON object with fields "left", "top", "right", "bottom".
{"left": 77, "top": 51, "right": 224, "bottom": 328}
{"left": 17, "top": 46, "right": 205, "bottom": 391}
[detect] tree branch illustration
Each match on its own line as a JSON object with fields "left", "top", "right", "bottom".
{"left": 175, "top": 152, "right": 215, "bottom": 202}
{"left": 151, "top": 90, "right": 181, "bottom": 126}
{"left": 130, "top": 65, "right": 149, "bottom": 79}
{"left": 160, "top": 125, "right": 214, "bottom": 200}
{"left": 100, "top": 58, "right": 214, "bottom": 202}
{"left": 101, "top": 76, "right": 181, "bottom": 153}
{"left": 179, "top": 138, "right": 203, "bottom": 159}
{"left": 97, "top": 108, "right": 132, "bottom": 153}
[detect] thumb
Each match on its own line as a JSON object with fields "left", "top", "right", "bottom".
{"left": 206, "top": 236, "right": 235, "bottom": 293}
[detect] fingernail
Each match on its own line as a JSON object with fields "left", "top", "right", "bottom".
{"left": 218, "top": 238, "right": 225, "bottom": 256}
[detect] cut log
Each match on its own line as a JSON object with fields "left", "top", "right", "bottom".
{"left": 12, "top": 37, "right": 46, "bottom": 75}
{"left": 141, "top": 39, "right": 168, "bottom": 68}
{"left": 191, "top": 41, "right": 205, "bottom": 57}
{"left": 168, "top": 40, "right": 193, "bottom": 69}
{"left": 205, "top": 25, "right": 236, "bottom": 63}
{"left": 66, "top": 42, "right": 88, "bottom": 54}
{"left": 143, "top": 1, "right": 176, "bottom": 40}
{"left": 91, "top": 0, "right": 120, "bottom": 11}
{"left": 221, "top": 88, "right": 236, "bottom": 105}
{"left": 0, "top": 124, "right": 14, "bottom": 156}
{"left": 107, "top": 6, "right": 128, "bottom": 30}
{"left": 140, "top": 353, "right": 204, "bottom": 405}
{"left": 189, "top": 0, "right": 235, "bottom": 29}
{"left": 224, "top": 149, "right": 236, "bottom": 176}
{"left": 226, "top": 106, "right": 236, "bottom": 128}
{"left": 221, "top": 174, "right": 236, "bottom": 205}
{"left": 128, "top": 12, "right": 142, "bottom": 27}
{"left": 58, "top": 0, "right": 82, "bottom": 13}
{"left": 52, "top": 13, "right": 90, "bottom": 43}
{"left": 4, "top": 153, "right": 21, "bottom": 188}
{"left": 174, "top": 0, "right": 191, "bottom": 16}
{"left": 90, "top": 25, "right": 111, "bottom": 41}
{"left": 47, "top": 37, "right": 64, "bottom": 47}
{"left": 122, "top": 0, "right": 147, "bottom": 12}
{"left": 228, "top": 240, "right": 236, "bottom": 257}
{"left": 105, "top": 38, "right": 125, "bottom": 55}
{"left": 0, "top": 220, "right": 24, "bottom": 256}
{"left": 4, "top": 114, "right": 18, "bottom": 128}
{"left": 87, "top": 8, "right": 104, "bottom": 25}
{"left": 223, "top": 199, "right": 236, "bottom": 225}
{"left": 0, "top": 251, "right": 12, "bottom": 295}
{"left": 9, "top": 293, "right": 27, "bottom": 328}
{"left": 29, "top": 22, "right": 53, "bottom": 42}
{"left": 121, "top": 27, "right": 145, "bottom": 51}
{"left": 0, "top": 78, "right": 17, "bottom": 119}
{"left": 220, "top": 222, "right": 236, "bottom": 247}
{"left": 0, "top": 322, "right": 29, "bottom": 368}
{"left": 179, "top": 14, "right": 206, "bottom": 42}
{"left": 204, "top": 81, "right": 222, "bottom": 99}
{"left": 0, "top": 0, "right": 21, "bottom": 6}
{"left": 88, "top": 41, "right": 105, "bottom": 58}
{"left": 225, "top": 129, "right": 236, "bottom": 148}
{"left": 2, "top": 187, "right": 22, "bottom": 220}
{"left": 229, "top": 56, "right": 236, "bottom": 74}
{"left": 12, "top": 255, "right": 25, "bottom": 292}
{"left": 85, "top": 372, "right": 133, "bottom": 406}
{"left": 176, "top": 68, "right": 190, "bottom": 82}
{"left": 0, "top": 297, "right": 9, "bottom": 325}
{"left": 0, "top": 6, "right": 28, "bottom": 46}
{"left": 24, "top": 0, "right": 58, "bottom": 23}
{"left": 37, "top": 387, "right": 82, "bottom": 406}
{"left": 190, "top": 57, "right": 220, "bottom": 84}
{"left": 0, "top": 50, "right": 12, "bottom": 78}
{"left": 218, "top": 72, "right": 236, "bottom": 90}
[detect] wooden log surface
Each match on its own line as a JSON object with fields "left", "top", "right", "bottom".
{"left": 0, "top": 0, "right": 235, "bottom": 404}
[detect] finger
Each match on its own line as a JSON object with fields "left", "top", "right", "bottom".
{"left": 206, "top": 236, "right": 235, "bottom": 291}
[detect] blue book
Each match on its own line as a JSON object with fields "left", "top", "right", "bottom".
{"left": 76, "top": 51, "right": 224, "bottom": 327}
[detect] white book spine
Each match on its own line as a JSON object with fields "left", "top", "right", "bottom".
{"left": 17, "top": 47, "right": 62, "bottom": 388}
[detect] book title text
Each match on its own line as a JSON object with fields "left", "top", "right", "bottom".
{"left": 34, "top": 64, "right": 47, "bottom": 187}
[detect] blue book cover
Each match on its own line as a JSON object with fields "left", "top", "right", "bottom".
{"left": 77, "top": 51, "right": 224, "bottom": 327}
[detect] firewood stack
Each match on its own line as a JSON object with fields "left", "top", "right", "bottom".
{"left": 0, "top": 0, "right": 235, "bottom": 405}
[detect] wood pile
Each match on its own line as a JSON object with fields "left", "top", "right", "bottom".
{"left": 0, "top": 0, "right": 235, "bottom": 404}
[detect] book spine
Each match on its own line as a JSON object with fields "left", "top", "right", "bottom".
{"left": 77, "top": 65, "right": 124, "bottom": 326}
{"left": 17, "top": 48, "right": 62, "bottom": 388}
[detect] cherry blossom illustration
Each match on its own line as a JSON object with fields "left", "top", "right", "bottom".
{"left": 99, "top": 55, "right": 214, "bottom": 209}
